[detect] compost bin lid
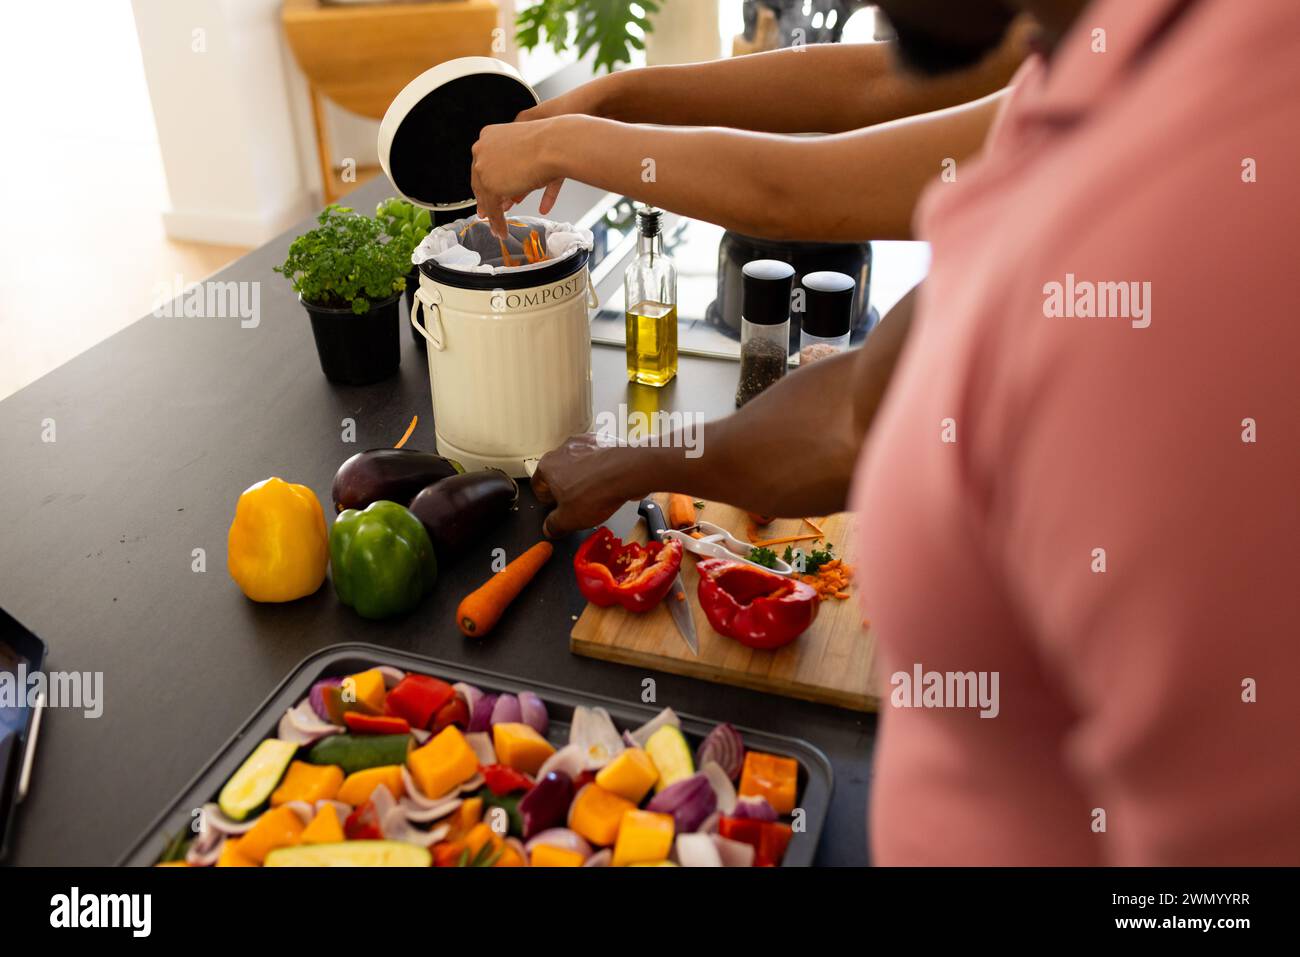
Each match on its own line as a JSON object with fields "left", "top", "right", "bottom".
{"left": 379, "top": 57, "right": 540, "bottom": 213}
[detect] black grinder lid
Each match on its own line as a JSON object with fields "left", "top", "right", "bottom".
{"left": 799, "top": 271, "right": 855, "bottom": 338}
{"left": 741, "top": 259, "right": 796, "bottom": 327}
{"left": 379, "top": 57, "right": 540, "bottom": 212}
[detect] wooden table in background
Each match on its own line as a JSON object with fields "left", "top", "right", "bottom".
{"left": 282, "top": 0, "right": 501, "bottom": 202}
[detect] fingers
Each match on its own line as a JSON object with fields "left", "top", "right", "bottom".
{"left": 542, "top": 504, "right": 579, "bottom": 540}
{"left": 531, "top": 469, "right": 555, "bottom": 506}
{"left": 539, "top": 180, "right": 564, "bottom": 216}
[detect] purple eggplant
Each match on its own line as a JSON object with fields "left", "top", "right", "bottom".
{"left": 407, "top": 470, "right": 518, "bottom": 559}
{"left": 519, "top": 771, "right": 574, "bottom": 839}
{"left": 331, "top": 449, "right": 463, "bottom": 512}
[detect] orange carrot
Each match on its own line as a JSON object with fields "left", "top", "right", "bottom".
{"left": 752, "top": 533, "right": 823, "bottom": 549}
{"left": 457, "top": 541, "right": 553, "bottom": 637}
{"left": 666, "top": 493, "right": 696, "bottom": 530}
{"left": 802, "top": 517, "right": 826, "bottom": 537}
{"left": 393, "top": 414, "right": 418, "bottom": 449}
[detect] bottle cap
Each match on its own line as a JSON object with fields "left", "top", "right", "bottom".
{"left": 799, "top": 271, "right": 855, "bottom": 338}
{"left": 636, "top": 205, "right": 663, "bottom": 237}
{"left": 742, "top": 259, "right": 795, "bottom": 326}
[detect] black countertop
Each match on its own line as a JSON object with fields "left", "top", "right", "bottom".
{"left": 0, "top": 175, "right": 877, "bottom": 867}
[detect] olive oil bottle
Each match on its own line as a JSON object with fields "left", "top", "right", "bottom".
{"left": 624, "top": 206, "right": 678, "bottom": 387}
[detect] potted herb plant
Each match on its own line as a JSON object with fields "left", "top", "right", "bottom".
{"left": 275, "top": 205, "right": 410, "bottom": 385}
{"left": 375, "top": 197, "right": 433, "bottom": 347}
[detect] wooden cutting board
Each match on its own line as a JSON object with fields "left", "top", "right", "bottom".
{"left": 570, "top": 499, "right": 879, "bottom": 711}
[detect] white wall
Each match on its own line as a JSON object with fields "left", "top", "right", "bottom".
{"left": 130, "top": 0, "right": 314, "bottom": 245}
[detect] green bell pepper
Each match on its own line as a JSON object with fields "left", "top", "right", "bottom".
{"left": 330, "top": 500, "right": 437, "bottom": 619}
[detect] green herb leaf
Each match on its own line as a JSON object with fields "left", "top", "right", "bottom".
{"left": 748, "top": 546, "right": 779, "bottom": 569}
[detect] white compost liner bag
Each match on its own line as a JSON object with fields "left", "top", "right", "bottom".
{"left": 411, "top": 214, "right": 593, "bottom": 275}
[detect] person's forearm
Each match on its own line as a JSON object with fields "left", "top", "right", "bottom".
{"left": 543, "top": 93, "right": 1002, "bottom": 241}
{"left": 600, "top": 288, "right": 920, "bottom": 518}
{"left": 592, "top": 20, "right": 1030, "bottom": 134}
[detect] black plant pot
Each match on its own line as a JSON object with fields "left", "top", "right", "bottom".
{"left": 404, "top": 268, "right": 424, "bottom": 349}
{"left": 302, "top": 293, "right": 402, "bottom": 386}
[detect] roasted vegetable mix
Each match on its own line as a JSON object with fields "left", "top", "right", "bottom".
{"left": 164, "top": 666, "right": 805, "bottom": 867}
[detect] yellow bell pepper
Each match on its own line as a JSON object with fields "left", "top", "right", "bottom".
{"left": 595, "top": 747, "right": 659, "bottom": 803}
{"left": 612, "top": 809, "right": 675, "bottom": 866}
{"left": 300, "top": 804, "right": 345, "bottom": 845}
{"left": 227, "top": 477, "right": 328, "bottom": 602}
{"left": 236, "top": 806, "right": 305, "bottom": 864}
{"left": 337, "top": 765, "right": 405, "bottom": 806}
{"left": 270, "top": 761, "right": 344, "bottom": 807}
{"left": 407, "top": 726, "right": 479, "bottom": 799}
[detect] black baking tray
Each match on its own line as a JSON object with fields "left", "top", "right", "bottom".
{"left": 0, "top": 606, "right": 48, "bottom": 861}
{"left": 120, "top": 643, "right": 834, "bottom": 867}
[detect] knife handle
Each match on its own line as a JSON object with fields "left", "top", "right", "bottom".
{"left": 638, "top": 497, "right": 669, "bottom": 541}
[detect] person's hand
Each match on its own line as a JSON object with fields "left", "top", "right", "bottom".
{"left": 471, "top": 117, "right": 567, "bottom": 238}
{"left": 531, "top": 433, "right": 636, "bottom": 538}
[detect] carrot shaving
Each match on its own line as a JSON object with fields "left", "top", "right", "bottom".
{"left": 393, "top": 414, "right": 418, "bottom": 449}
{"left": 752, "top": 533, "right": 823, "bottom": 549}
{"left": 802, "top": 517, "right": 826, "bottom": 537}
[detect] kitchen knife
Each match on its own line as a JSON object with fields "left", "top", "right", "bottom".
{"left": 638, "top": 497, "right": 699, "bottom": 657}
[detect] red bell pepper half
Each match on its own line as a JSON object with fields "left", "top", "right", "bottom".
{"left": 717, "top": 815, "right": 794, "bottom": 867}
{"left": 573, "top": 526, "right": 683, "bottom": 613}
{"left": 480, "top": 763, "right": 534, "bottom": 796}
{"left": 344, "top": 801, "right": 384, "bottom": 841}
{"left": 384, "top": 674, "right": 455, "bottom": 730}
{"left": 344, "top": 712, "right": 411, "bottom": 735}
{"left": 695, "top": 559, "right": 818, "bottom": 649}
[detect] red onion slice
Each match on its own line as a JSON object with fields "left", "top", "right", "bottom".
{"left": 201, "top": 802, "right": 258, "bottom": 836}
{"left": 675, "top": 833, "right": 722, "bottom": 867}
{"left": 401, "top": 764, "right": 459, "bottom": 807}
{"left": 712, "top": 834, "right": 756, "bottom": 867}
{"left": 582, "top": 848, "right": 612, "bottom": 867}
{"left": 465, "top": 731, "right": 497, "bottom": 766}
{"left": 278, "top": 699, "right": 344, "bottom": 746}
{"left": 282, "top": 801, "right": 316, "bottom": 826}
{"left": 524, "top": 828, "right": 593, "bottom": 859}
{"left": 468, "top": 693, "right": 498, "bottom": 733}
{"left": 700, "top": 761, "right": 737, "bottom": 815}
{"left": 309, "top": 678, "right": 341, "bottom": 722}
{"left": 535, "top": 744, "right": 584, "bottom": 782}
{"left": 696, "top": 723, "right": 744, "bottom": 780}
{"left": 315, "top": 798, "right": 352, "bottom": 819}
{"left": 491, "top": 694, "right": 522, "bottom": 727}
{"left": 453, "top": 682, "right": 483, "bottom": 718}
{"left": 399, "top": 796, "right": 463, "bottom": 823}
{"left": 569, "top": 706, "right": 624, "bottom": 769}
{"left": 186, "top": 835, "right": 225, "bottom": 867}
{"left": 518, "top": 692, "right": 549, "bottom": 735}
{"left": 628, "top": 707, "right": 680, "bottom": 749}
{"left": 731, "top": 795, "right": 778, "bottom": 822}
{"left": 376, "top": 666, "right": 406, "bottom": 689}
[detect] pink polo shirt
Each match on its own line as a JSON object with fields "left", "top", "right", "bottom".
{"left": 853, "top": 0, "right": 1300, "bottom": 865}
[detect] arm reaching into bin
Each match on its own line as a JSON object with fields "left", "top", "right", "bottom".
{"left": 530, "top": 287, "right": 919, "bottom": 538}
{"left": 472, "top": 86, "right": 1005, "bottom": 243}
{"left": 518, "top": 18, "right": 1033, "bottom": 134}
